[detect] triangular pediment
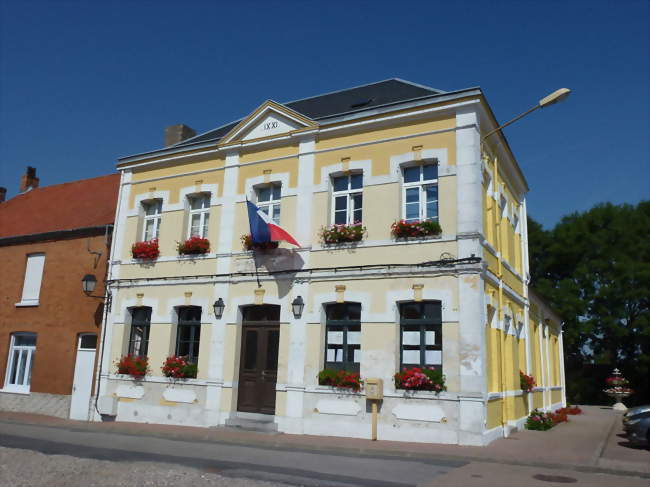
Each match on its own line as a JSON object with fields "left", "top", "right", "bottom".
{"left": 220, "top": 100, "right": 317, "bottom": 144}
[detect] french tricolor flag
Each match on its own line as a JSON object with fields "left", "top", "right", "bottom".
{"left": 246, "top": 200, "right": 300, "bottom": 247}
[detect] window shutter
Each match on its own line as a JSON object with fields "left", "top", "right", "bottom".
{"left": 21, "top": 254, "right": 45, "bottom": 304}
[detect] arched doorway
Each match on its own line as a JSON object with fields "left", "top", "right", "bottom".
{"left": 237, "top": 304, "right": 281, "bottom": 414}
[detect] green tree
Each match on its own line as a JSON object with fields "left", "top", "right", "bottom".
{"left": 528, "top": 202, "right": 650, "bottom": 404}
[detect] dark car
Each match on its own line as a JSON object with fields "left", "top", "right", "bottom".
{"left": 624, "top": 410, "right": 650, "bottom": 447}
{"left": 623, "top": 405, "right": 650, "bottom": 431}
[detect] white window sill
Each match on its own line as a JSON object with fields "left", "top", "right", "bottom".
{"left": 15, "top": 301, "right": 39, "bottom": 307}
{"left": 0, "top": 388, "right": 31, "bottom": 395}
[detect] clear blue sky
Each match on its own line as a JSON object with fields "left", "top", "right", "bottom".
{"left": 1, "top": 0, "right": 648, "bottom": 228}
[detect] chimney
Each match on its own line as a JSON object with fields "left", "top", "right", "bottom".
{"left": 0, "top": 187, "right": 6, "bottom": 203}
{"left": 20, "top": 166, "right": 39, "bottom": 193}
{"left": 165, "top": 124, "right": 196, "bottom": 147}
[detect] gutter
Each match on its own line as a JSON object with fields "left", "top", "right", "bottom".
{"left": 116, "top": 87, "right": 482, "bottom": 165}
{"left": 0, "top": 225, "right": 113, "bottom": 247}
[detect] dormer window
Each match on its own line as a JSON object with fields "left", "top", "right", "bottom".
{"left": 331, "top": 173, "right": 363, "bottom": 225}
{"left": 142, "top": 199, "right": 162, "bottom": 241}
{"left": 402, "top": 164, "right": 438, "bottom": 222}
{"left": 188, "top": 194, "right": 210, "bottom": 238}
{"left": 256, "top": 184, "right": 281, "bottom": 225}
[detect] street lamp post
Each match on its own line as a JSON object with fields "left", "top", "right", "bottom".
{"left": 481, "top": 87, "right": 570, "bottom": 435}
{"left": 482, "top": 88, "right": 571, "bottom": 142}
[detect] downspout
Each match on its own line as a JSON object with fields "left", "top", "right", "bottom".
{"left": 93, "top": 172, "right": 125, "bottom": 418}
{"left": 494, "top": 155, "right": 508, "bottom": 434}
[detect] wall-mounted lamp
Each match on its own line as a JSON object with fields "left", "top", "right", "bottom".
{"left": 291, "top": 295, "right": 305, "bottom": 319}
{"left": 213, "top": 298, "right": 225, "bottom": 319}
{"left": 81, "top": 274, "right": 97, "bottom": 295}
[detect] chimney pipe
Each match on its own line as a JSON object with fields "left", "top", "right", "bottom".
{"left": 165, "top": 124, "right": 196, "bottom": 147}
{"left": 20, "top": 166, "right": 39, "bottom": 193}
{"left": 0, "top": 187, "right": 6, "bottom": 203}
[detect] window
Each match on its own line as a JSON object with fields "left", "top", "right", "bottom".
{"left": 324, "top": 303, "right": 361, "bottom": 372}
{"left": 128, "top": 307, "right": 152, "bottom": 357}
{"left": 176, "top": 306, "right": 202, "bottom": 364}
{"left": 142, "top": 199, "right": 162, "bottom": 241}
{"left": 402, "top": 164, "right": 438, "bottom": 222}
{"left": 256, "top": 184, "right": 281, "bottom": 225}
{"left": 17, "top": 253, "right": 45, "bottom": 306}
{"left": 187, "top": 194, "right": 210, "bottom": 238}
{"left": 331, "top": 173, "right": 363, "bottom": 225}
{"left": 4, "top": 333, "right": 37, "bottom": 393}
{"left": 399, "top": 301, "right": 442, "bottom": 368}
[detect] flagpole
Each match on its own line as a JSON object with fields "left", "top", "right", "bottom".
{"left": 246, "top": 197, "right": 262, "bottom": 288}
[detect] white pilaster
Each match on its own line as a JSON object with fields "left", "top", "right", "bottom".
{"left": 455, "top": 107, "right": 483, "bottom": 259}
{"left": 282, "top": 281, "right": 309, "bottom": 433}
{"left": 558, "top": 328, "right": 567, "bottom": 407}
{"left": 216, "top": 151, "right": 239, "bottom": 274}
{"left": 295, "top": 137, "right": 315, "bottom": 246}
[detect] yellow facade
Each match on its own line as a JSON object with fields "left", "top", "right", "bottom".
{"left": 98, "top": 80, "right": 565, "bottom": 445}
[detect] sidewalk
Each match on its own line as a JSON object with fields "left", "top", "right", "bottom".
{"left": 0, "top": 406, "right": 646, "bottom": 476}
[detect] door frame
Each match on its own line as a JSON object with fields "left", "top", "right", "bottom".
{"left": 236, "top": 307, "right": 281, "bottom": 415}
{"left": 69, "top": 333, "right": 98, "bottom": 420}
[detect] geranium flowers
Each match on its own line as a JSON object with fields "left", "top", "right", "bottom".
{"left": 391, "top": 220, "right": 441, "bottom": 239}
{"left": 320, "top": 223, "right": 365, "bottom": 244}
{"left": 162, "top": 355, "right": 198, "bottom": 379}
{"left": 115, "top": 355, "right": 149, "bottom": 378}
{"left": 318, "top": 369, "right": 363, "bottom": 392}
{"left": 520, "top": 371, "right": 536, "bottom": 393}
{"left": 131, "top": 239, "right": 160, "bottom": 260}
{"left": 394, "top": 367, "right": 446, "bottom": 392}
{"left": 177, "top": 236, "right": 210, "bottom": 255}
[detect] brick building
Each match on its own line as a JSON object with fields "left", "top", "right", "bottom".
{"left": 0, "top": 169, "right": 119, "bottom": 419}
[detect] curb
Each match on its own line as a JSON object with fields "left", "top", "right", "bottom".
{"left": 1, "top": 416, "right": 648, "bottom": 479}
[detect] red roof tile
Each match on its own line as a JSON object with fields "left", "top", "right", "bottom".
{"left": 0, "top": 174, "right": 120, "bottom": 238}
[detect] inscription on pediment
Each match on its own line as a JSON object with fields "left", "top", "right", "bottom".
{"left": 241, "top": 112, "right": 302, "bottom": 141}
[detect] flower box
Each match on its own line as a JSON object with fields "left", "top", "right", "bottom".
{"left": 241, "top": 234, "right": 279, "bottom": 251}
{"left": 520, "top": 371, "right": 536, "bottom": 393}
{"left": 318, "top": 368, "right": 363, "bottom": 392}
{"left": 131, "top": 239, "right": 160, "bottom": 260}
{"left": 162, "top": 355, "right": 198, "bottom": 379}
{"left": 177, "top": 236, "right": 210, "bottom": 255}
{"left": 320, "top": 223, "right": 365, "bottom": 245}
{"left": 394, "top": 366, "right": 446, "bottom": 392}
{"left": 391, "top": 220, "right": 441, "bottom": 239}
{"left": 116, "top": 354, "right": 149, "bottom": 378}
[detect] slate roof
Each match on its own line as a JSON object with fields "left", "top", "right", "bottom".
{"left": 0, "top": 173, "right": 120, "bottom": 239}
{"left": 174, "top": 78, "right": 444, "bottom": 148}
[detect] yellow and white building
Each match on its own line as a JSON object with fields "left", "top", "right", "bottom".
{"left": 96, "top": 79, "right": 565, "bottom": 445}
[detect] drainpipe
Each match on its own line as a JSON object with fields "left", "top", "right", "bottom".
{"left": 493, "top": 155, "right": 509, "bottom": 434}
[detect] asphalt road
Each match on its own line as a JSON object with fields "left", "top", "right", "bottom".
{"left": 0, "top": 421, "right": 465, "bottom": 487}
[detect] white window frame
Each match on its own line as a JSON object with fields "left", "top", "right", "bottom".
{"left": 330, "top": 173, "right": 363, "bottom": 225}
{"left": 401, "top": 164, "right": 438, "bottom": 222}
{"left": 255, "top": 184, "right": 281, "bottom": 225}
{"left": 142, "top": 199, "right": 162, "bottom": 241}
{"left": 187, "top": 193, "right": 210, "bottom": 238}
{"left": 3, "top": 333, "right": 37, "bottom": 393}
{"left": 16, "top": 253, "right": 45, "bottom": 307}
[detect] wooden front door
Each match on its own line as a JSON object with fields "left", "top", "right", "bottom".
{"left": 237, "top": 306, "right": 281, "bottom": 414}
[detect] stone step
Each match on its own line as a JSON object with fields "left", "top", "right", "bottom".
{"left": 224, "top": 413, "right": 279, "bottom": 433}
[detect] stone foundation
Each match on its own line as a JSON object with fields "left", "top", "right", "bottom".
{"left": 0, "top": 391, "right": 71, "bottom": 418}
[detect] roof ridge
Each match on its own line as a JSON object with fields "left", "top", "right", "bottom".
{"left": 282, "top": 78, "right": 438, "bottom": 107}
{"left": 170, "top": 78, "right": 440, "bottom": 149}
{"left": 27, "top": 172, "right": 119, "bottom": 191}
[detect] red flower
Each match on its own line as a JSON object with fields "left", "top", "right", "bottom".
{"left": 320, "top": 224, "right": 366, "bottom": 244}
{"left": 395, "top": 366, "right": 446, "bottom": 392}
{"left": 132, "top": 239, "right": 160, "bottom": 260}
{"left": 178, "top": 236, "right": 210, "bottom": 255}
{"left": 116, "top": 354, "right": 149, "bottom": 378}
{"left": 162, "top": 355, "right": 197, "bottom": 379}
{"left": 391, "top": 220, "right": 442, "bottom": 239}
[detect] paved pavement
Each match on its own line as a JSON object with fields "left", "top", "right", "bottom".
{"left": 0, "top": 406, "right": 647, "bottom": 486}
